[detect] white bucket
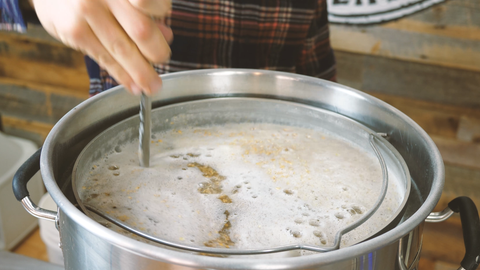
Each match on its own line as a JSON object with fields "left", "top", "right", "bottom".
{"left": 0, "top": 132, "right": 44, "bottom": 250}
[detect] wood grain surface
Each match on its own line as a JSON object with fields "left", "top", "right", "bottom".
{"left": 13, "top": 229, "right": 49, "bottom": 262}
{"left": 331, "top": 0, "right": 480, "bottom": 72}
{"left": 0, "top": 29, "right": 89, "bottom": 92}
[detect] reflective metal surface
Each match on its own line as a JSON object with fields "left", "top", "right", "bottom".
{"left": 139, "top": 93, "right": 151, "bottom": 167}
{"left": 426, "top": 207, "right": 455, "bottom": 223}
{"left": 39, "top": 69, "right": 444, "bottom": 269}
{"left": 21, "top": 196, "right": 57, "bottom": 222}
{"left": 398, "top": 228, "right": 423, "bottom": 270}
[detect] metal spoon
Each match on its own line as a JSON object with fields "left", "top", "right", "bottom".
{"left": 139, "top": 93, "right": 151, "bottom": 167}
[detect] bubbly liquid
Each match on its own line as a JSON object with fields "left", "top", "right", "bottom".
{"left": 80, "top": 123, "right": 401, "bottom": 250}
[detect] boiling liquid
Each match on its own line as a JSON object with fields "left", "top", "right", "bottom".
{"left": 80, "top": 123, "right": 401, "bottom": 250}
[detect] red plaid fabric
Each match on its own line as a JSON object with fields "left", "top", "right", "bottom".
{"left": 88, "top": 0, "right": 336, "bottom": 95}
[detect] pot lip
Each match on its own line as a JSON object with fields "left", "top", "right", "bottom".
{"left": 40, "top": 69, "right": 445, "bottom": 268}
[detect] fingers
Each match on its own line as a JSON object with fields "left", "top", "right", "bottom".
{"left": 35, "top": 0, "right": 171, "bottom": 96}
{"left": 107, "top": 0, "right": 171, "bottom": 64}
{"left": 83, "top": 3, "right": 163, "bottom": 95}
{"left": 154, "top": 18, "right": 174, "bottom": 44}
{"left": 62, "top": 18, "right": 142, "bottom": 95}
{"left": 128, "top": 0, "right": 171, "bottom": 17}
{"left": 82, "top": 30, "right": 142, "bottom": 95}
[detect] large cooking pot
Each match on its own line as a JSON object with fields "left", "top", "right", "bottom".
{"left": 12, "top": 69, "right": 480, "bottom": 269}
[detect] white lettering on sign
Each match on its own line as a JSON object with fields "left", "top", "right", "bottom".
{"left": 328, "top": 0, "right": 445, "bottom": 24}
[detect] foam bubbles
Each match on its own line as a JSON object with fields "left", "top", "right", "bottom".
{"left": 79, "top": 123, "right": 402, "bottom": 252}
{"left": 308, "top": 219, "right": 320, "bottom": 227}
{"left": 291, "top": 231, "right": 302, "bottom": 238}
{"left": 313, "top": 231, "right": 327, "bottom": 245}
{"left": 294, "top": 218, "right": 304, "bottom": 224}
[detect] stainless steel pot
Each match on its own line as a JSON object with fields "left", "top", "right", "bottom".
{"left": 12, "top": 69, "right": 480, "bottom": 270}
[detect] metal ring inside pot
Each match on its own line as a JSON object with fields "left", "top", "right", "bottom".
{"left": 72, "top": 97, "right": 411, "bottom": 256}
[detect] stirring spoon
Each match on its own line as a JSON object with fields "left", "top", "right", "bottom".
{"left": 139, "top": 93, "right": 151, "bottom": 167}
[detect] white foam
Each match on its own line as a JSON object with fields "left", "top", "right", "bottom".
{"left": 79, "top": 123, "right": 401, "bottom": 251}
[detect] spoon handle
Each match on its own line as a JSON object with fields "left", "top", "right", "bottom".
{"left": 139, "top": 93, "right": 151, "bottom": 167}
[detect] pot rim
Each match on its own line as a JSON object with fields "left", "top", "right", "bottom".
{"left": 40, "top": 69, "right": 445, "bottom": 268}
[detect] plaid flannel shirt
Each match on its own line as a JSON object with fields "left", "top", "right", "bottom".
{"left": 2, "top": 0, "right": 336, "bottom": 96}
{"left": 89, "top": 0, "right": 336, "bottom": 95}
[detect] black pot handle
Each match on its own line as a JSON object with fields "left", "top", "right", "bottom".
{"left": 13, "top": 147, "right": 42, "bottom": 201}
{"left": 449, "top": 197, "right": 480, "bottom": 270}
{"left": 12, "top": 147, "right": 57, "bottom": 221}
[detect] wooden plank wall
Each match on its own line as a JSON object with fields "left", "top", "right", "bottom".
{"left": 332, "top": 0, "right": 480, "bottom": 267}
{"left": 1, "top": 1, "right": 479, "bottom": 268}
{"left": 331, "top": 0, "right": 480, "bottom": 73}
{"left": 0, "top": 24, "right": 88, "bottom": 145}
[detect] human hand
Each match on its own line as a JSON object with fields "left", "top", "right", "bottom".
{"left": 31, "top": 0, "right": 173, "bottom": 95}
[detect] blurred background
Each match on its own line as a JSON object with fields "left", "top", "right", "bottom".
{"left": 0, "top": 0, "right": 479, "bottom": 269}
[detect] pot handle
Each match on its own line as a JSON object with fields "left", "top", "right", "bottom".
{"left": 450, "top": 197, "right": 480, "bottom": 270}
{"left": 12, "top": 148, "right": 57, "bottom": 221}
{"left": 427, "top": 196, "right": 480, "bottom": 270}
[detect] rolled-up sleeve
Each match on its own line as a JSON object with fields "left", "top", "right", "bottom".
{"left": 0, "top": 0, "right": 27, "bottom": 32}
